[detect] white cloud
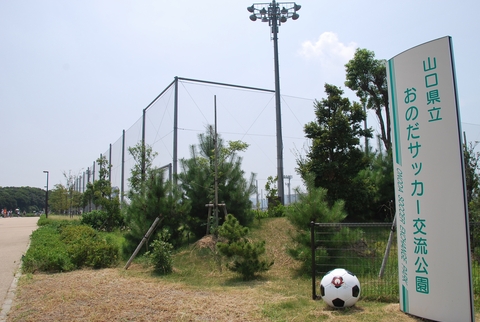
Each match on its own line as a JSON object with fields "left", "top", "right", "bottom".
{"left": 299, "top": 32, "right": 357, "bottom": 67}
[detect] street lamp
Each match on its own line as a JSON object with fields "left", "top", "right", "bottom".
{"left": 247, "top": 1, "right": 301, "bottom": 205}
{"left": 43, "top": 170, "right": 49, "bottom": 219}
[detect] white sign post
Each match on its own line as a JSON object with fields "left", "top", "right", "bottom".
{"left": 387, "top": 36, "right": 474, "bottom": 321}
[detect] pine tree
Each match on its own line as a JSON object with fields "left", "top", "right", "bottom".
{"left": 217, "top": 214, "right": 273, "bottom": 280}
{"left": 177, "top": 126, "right": 256, "bottom": 239}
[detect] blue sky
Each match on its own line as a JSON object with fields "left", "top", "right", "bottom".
{"left": 1, "top": 0, "right": 480, "bottom": 193}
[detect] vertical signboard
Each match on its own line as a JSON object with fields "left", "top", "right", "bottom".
{"left": 387, "top": 36, "right": 474, "bottom": 321}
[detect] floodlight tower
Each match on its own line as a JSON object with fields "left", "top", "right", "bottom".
{"left": 247, "top": 1, "right": 301, "bottom": 205}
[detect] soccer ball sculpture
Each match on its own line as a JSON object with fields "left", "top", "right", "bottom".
{"left": 320, "top": 268, "right": 361, "bottom": 308}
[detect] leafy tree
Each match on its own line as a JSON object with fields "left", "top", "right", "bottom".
{"left": 127, "top": 143, "right": 158, "bottom": 199}
{"left": 177, "top": 126, "right": 256, "bottom": 239}
{"left": 0, "top": 186, "right": 45, "bottom": 213}
{"left": 264, "top": 175, "right": 283, "bottom": 217}
{"left": 217, "top": 214, "right": 273, "bottom": 280}
{"left": 49, "top": 184, "right": 69, "bottom": 214}
{"left": 82, "top": 155, "right": 121, "bottom": 231}
{"left": 63, "top": 171, "right": 83, "bottom": 216}
{"left": 298, "top": 84, "right": 373, "bottom": 220}
{"left": 345, "top": 48, "right": 390, "bottom": 152}
{"left": 49, "top": 171, "right": 83, "bottom": 215}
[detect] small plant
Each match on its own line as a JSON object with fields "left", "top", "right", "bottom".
{"left": 253, "top": 209, "right": 269, "bottom": 224}
{"left": 217, "top": 214, "right": 273, "bottom": 280}
{"left": 146, "top": 239, "right": 174, "bottom": 274}
{"left": 146, "top": 231, "right": 174, "bottom": 275}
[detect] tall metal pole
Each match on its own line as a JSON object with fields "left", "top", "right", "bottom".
{"left": 108, "top": 143, "right": 112, "bottom": 184}
{"left": 43, "top": 171, "right": 49, "bottom": 218}
{"left": 272, "top": 0, "right": 285, "bottom": 205}
{"left": 214, "top": 95, "right": 219, "bottom": 232}
{"left": 173, "top": 76, "right": 179, "bottom": 183}
{"left": 248, "top": 1, "right": 300, "bottom": 205}
{"left": 141, "top": 108, "right": 146, "bottom": 183}
{"left": 121, "top": 129, "right": 125, "bottom": 205}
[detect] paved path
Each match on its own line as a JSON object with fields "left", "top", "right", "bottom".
{"left": 0, "top": 217, "right": 39, "bottom": 319}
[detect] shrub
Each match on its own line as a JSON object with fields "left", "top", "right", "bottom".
{"left": 60, "top": 224, "right": 119, "bottom": 269}
{"left": 81, "top": 209, "right": 124, "bottom": 232}
{"left": 86, "top": 234, "right": 120, "bottom": 268}
{"left": 22, "top": 226, "right": 74, "bottom": 273}
{"left": 23, "top": 222, "right": 120, "bottom": 273}
{"left": 146, "top": 238, "right": 173, "bottom": 275}
{"left": 268, "top": 203, "right": 285, "bottom": 218}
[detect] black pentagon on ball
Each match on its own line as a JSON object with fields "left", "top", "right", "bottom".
{"left": 332, "top": 298, "right": 345, "bottom": 308}
{"left": 352, "top": 285, "right": 360, "bottom": 297}
{"left": 320, "top": 284, "right": 326, "bottom": 297}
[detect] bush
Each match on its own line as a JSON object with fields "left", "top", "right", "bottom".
{"left": 268, "top": 204, "right": 285, "bottom": 218}
{"left": 23, "top": 222, "right": 120, "bottom": 273}
{"left": 61, "top": 224, "right": 119, "bottom": 269}
{"left": 81, "top": 210, "right": 124, "bottom": 231}
{"left": 86, "top": 235, "right": 121, "bottom": 268}
{"left": 146, "top": 238, "right": 173, "bottom": 275}
{"left": 22, "top": 226, "right": 75, "bottom": 273}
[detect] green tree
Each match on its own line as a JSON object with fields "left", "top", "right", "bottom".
{"left": 123, "top": 142, "right": 190, "bottom": 255}
{"left": 127, "top": 143, "right": 158, "bottom": 199}
{"left": 345, "top": 48, "right": 390, "bottom": 152}
{"left": 356, "top": 140, "right": 395, "bottom": 221}
{"left": 285, "top": 174, "right": 349, "bottom": 273}
{"left": 82, "top": 155, "right": 121, "bottom": 231}
{"left": 177, "top": 126, "right": 256, "bottom": 239}
{"left": 298, "top": 84, "right": 373, "bottom": 220}
{"left": 0, "top": 187, "right": 45, "bottom": 213}
{"left": 49, "top": 184, "right": 69, "bottom": 214}
{"left": 464, "top": 141, "right": 480, "bottom": 204}
{"left": 217, "top": 214, "right": 273, "bottom": 280}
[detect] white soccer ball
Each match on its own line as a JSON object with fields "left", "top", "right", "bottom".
{"left": 320, "top": 268, "right": 361, "bottom": 308}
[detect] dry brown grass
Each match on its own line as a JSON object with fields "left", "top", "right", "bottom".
{"left": 6, "top": 217, "right": 477, "bottom": 321}
{"left": 8, "top": 268, "right": 269, "bottom": 322}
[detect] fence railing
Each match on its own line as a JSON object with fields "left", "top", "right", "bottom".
{"left": 311, "top": 221, "right": 480, "bottom": 305}
{"left": 311, "top": 222, "right": 399, "bottom": 302}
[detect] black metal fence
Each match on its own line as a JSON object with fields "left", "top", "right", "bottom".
{"left": 310, "top": 221, "right": 403, "bottom": 302}
{"left": 311, "top": 221, "right": 480, "bottom": 305}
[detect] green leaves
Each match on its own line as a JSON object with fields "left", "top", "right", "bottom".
{"left": 345, "top": 48, "right": 390, "bottom": 151}
{"left": 300, "top": 84, "right": 372, "bottom": 220}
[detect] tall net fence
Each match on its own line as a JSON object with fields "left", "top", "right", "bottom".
{"left": 74, "top": 76, "right": 480, "bottom": 209}
{"left": 76, "top": 77, "right": 315, "bottom": 205}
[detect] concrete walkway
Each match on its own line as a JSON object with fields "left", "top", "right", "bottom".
{"left": 0, "top": 217, "right": 39, "bottom": 320}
